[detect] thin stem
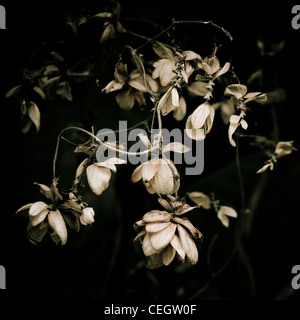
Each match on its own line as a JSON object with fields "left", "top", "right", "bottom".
{"left": 235, "top": 137, "right": 246, "bottom": 212}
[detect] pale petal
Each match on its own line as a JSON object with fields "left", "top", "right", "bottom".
{"left": 102, "top": 80, "right": 124, "bottom": 93}
{"left": 86, "top": 164, "right": 111, "bottom": 195}
{"left": 142, "top": 210, "right": 172, "bottom": 223}
{"left": 225, "top": 84, "right": 247, "bottom": 99}
{"left": 34, "top": 182, "right": 53, "bottom": 201}
{"left": 228, "top": 122, "right": 239, "bottom": 147}
{"left": 133, "top": 229, "right": 146, "bottom": 243}
{"left": 245, "top": 93, "right": 267, "bottom": 104}
{"left": 230, "top": 114, "right": 241, "bottom": 124}
{"left": 27, "top": 101, "right": 41, "bottom": 132}
{"left": 157, "top": 86, "right": 174, "bottom": 116}
{"left": 162, "top": 245, "right": 176, "bottom": 266}
{"left": 16, "top": 203, "right": 33, "bottom": 216}
{"left": 256, "top": 162, "right": 273, "bottom": 174}
{"left": 27, "top": 222, "right": 49, "bottom": 245}
{"left": 170, "top": 234, "right": 186, "bottom": 261}
{"left": 177, "top": 225, "right": 198, "bottom": 264}
{"left": 218, "top": 206, "right": 238, "bottom": 218}
{"left": 182, "top": 50, "right": 202, "bottom": 61}
{"left": 205, "top": 105, "right": 215, "bottom": 134}
{"left": 131, "top": 164, "right": 144, "bottom": 183}
{"left": 214, "top": 62, "right": 230, "bottom": 79}
{"left": 217, "top": 211, "right": 229, "bottom": 228}
{"left": 172, "top": 217, "right": 203, "bottom": 239}
{"left": 191, "top": 102, "right": 211, "bottom": 129}
{"left": 29, "top": 208, "right": 49, "bottom": 227}
{"left": 162, "top": 142, "right": 190, "bottom": 154}
{"left": 185, "top": 115, "right": 206, "bottom": 141}
{"left": 80, "top": 207, "right": 95, "bottom": 225}
{"left": 173, "top": 96, "right": 187, "bottom": 121}
{"left": 75, "top": 158, "right": 88, "bottom": 180}
{"left": 187, "top": 191, "right": 211, "bottom": 209}
{"left": 159, "top": 60, "right": 177, "bottom": 86}
{"left": 145, "top": 221, "right": 171, "bottom": 233}
{"left": 149, "top": 223, "right": 177, "bottom": 250}
{"left": 47, "top": 210, "right": 68, "bottom": 245}
{"left": 142, "top": 161, "right": 160, "bottom": 182}
{"left": 171, "top": 87, "right": 179, "bottom": 107}
{"left": 202, "top": 55, "right": 220, "bottom": 75}
{"left": 142, "top": 233, "right": 159, "bottom": 256}
{"left": 29, "top": 201, "right": 48, "bottom": 217}
{"left": 240, "top": 119, "right": 248, "bottom": 130}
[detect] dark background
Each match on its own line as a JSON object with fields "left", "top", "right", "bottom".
{"left": 0, "top": 0, "right": 300, "bottom": 303}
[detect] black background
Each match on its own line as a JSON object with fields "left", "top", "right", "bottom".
{"left": 0, "top": 0, "right": 300, "bottom": 305}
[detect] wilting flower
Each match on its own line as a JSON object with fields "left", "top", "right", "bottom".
{"left": 134, "top": 196, "right": 202, "bottom": 269}
{"left": 157, "top": 85, "right": 179, "bottom": 116}
{"left": 102, "top": 62, "right": 159, "bottom": 109}
{"left": 152, "top": 41, "right": 201, "bottom": 87}
{"left": 188, "top": 191, "right": 237, "bottom": 228}
{"left": 131, "top": 158, "right": 180, "bottom": 195}
{"left": 76, "top": 157, "right": 126, "bottom": 195}
{"left": 186, "top": 102, "right": 215, "bottom": 140}
{"left": 225, "top": 84, "right": 267, "bottom": 147}
{"left": 16, "top": 180, "right": 95, "bottom": 245}
{"left": 198, "top": 54, "right": 230, "bottom": 82}
{"left": 257, "top": 140, "right": 296, "bottom": 174}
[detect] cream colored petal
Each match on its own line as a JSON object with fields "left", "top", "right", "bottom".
{"left": 142, "top": 210, "right": 172, "bottom": 223}
{"left": 245, "top": 93, "right": 267, "bottom": 104}
{"left": 142, "top": 233, "right": 159, "bottom": 256}
{"left": 191, "top": 102, "right": 211, "bottom": 129}
{"left": 228, "top": 122, "right": 239, "bottom": 147}
{"left": 157, "top": 87, "right": 174, "bottom": 116}
{"left": 214, "top": 62, "right": 230, "bottom": 79}
{"left": 171, "top": 87, "right": 179, "bottom": 107}
{"left": 16, "top": 203, "right": 33, "bottom": 215}
{"left": 128, "top": 76, "right": 147, "bottom": 92}
{"left": 203, "top": 55, "right": 220, "bottom": 75}
{"left": 86, "top": 165, "right": 111, "bottom": 195}
{"left": 47, "top": 210, "right": 68, "bottom": 245}
{"left": 187, "top": 191, "right": 211, "bottom": 209}
{"left": 145, "top": 221, "right": 171, "bottom": 233}
{"left": 102, "top": 80, "right": 124, "bottom": 93}
{"left": 27, "top": 101, "right": 41, "bottom": 132}
{"left": 29, "top": 201, "right": 48, "bottom": 217}
{"left": 152, "top": 60, "right": 165, "bottom": 79}
{"left": 157, "top": 197, "right": 173, "bottom": 212}
{"left": 225, "top": 84, "right": 248, "bottom": 99}
{"left": 131, "top": 164, "right": 144, "bottom": 183}
{"left": 172, "top": 217, "right": 203, "bottom": 240}
{"left": 149, "top": 222, "right": 177, "bottom": 251}
{"left": 34, "top": 182, "right": 53, "bottom": 201}
{"left": 80, "top": 207, "right": 95, "bottom": 225}
{"left": 240, "top": 119, "right": 248, "bottom": 130}
{"left": 256, "top": 163, "right": 273, "bottom": 174}
{"left": 205, "top": 105, "right": 215, "bottom": 134}
{"left": 170, "top": 234, "right": 186, "bottom": 261}
{"left": 162, "top": 142, "right": 190, "bottom": 154}
{"left": 217, "top": 211, "right": 229, "bottom": 228}
{"left": 218, "top": 206, "right": 238, "bottom": 218}
{"left": 75, "top": 158, "right": 88, "bottom": 180}
{"left": 162, "top": 245, "right": 176, "bottom": 266}
{"left": 173, "top": 96, "right": 187, "bottom": 121}
{"left": 230, "top": 114, "right": 241, "bottom": 124}
{"left": 185, "top": 115, "right": 206, "bottom": 141}
{"left": 142, "top": 161, "right": 160, "bottom": 182}
{"left": 29, "top": 208, "right": 49, "bottom": 227}
{"left": 133, "top": 229, "right": 146, "bottom": 243}
{"left": 182, "top": 50, "right": 202, "bottom": 61}
{"left": 177, "top": 225, "right": 198, "bottom": 264}
{"left": 159, "top": 61, "right": 176, "bottom": 86}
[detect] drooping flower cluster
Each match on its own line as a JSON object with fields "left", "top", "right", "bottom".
{"left": 134, "top": 196, "right": 202, "bottom": 269}
{"left": 16, "top": 180, "right": 95, "bottom": 245}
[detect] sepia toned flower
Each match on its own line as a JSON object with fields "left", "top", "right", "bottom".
{"left": 16, "top": 180, "right": 96, "bottom": 245}
{"left": 152, "top": 41, "right": 201, "bottom": 87}
{"left": 134, "top": 196, "right": 202, "bottom": 269}
{"left": 186, "top": 102, "right": 215, "bottom": 140}
{"left": 76, "top": 157, "right": 126, "bottom": 196}
{"left": 225, "top": 84, "right": 267, "bottom": 147}
{"left": 217, "top": 206, "right": 238, "bottom": 228}
{"left": 187, "top": 191, "right": 211, "bottom": 209}
{"left": 198, "top": 54, "right": 230, "bottom": 81}
{"left": 131, "top": 158, "right": 180, "bottom": 195}
{"left": 102, "top": 62, "right": 159, "bottom": 110}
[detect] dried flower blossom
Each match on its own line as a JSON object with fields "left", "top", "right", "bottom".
{"left": 134, "top": 196, "right": 202, "bottom": 269}
{"left": 152, "top": 41, "right": 201, "bottom": 87}
{"left": 16, "top": 180, "right": 96, "bottom": 245}
{"left": 131, "top": 158, "right": 180, "bottom": 195}
{"left": 102, "top": 62, "right": 159, "bottom": 109}
{"left": 186, "top": 102, "right": 215, "bottom": 140}
{"left": 76, "top": 157, "right": 126, "bottom": 195}
{"left": 225, "top": 84, "right": 267, "bottom": 147}
{"left": 257, "top": 140, "right": 296, "bottom": 174}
